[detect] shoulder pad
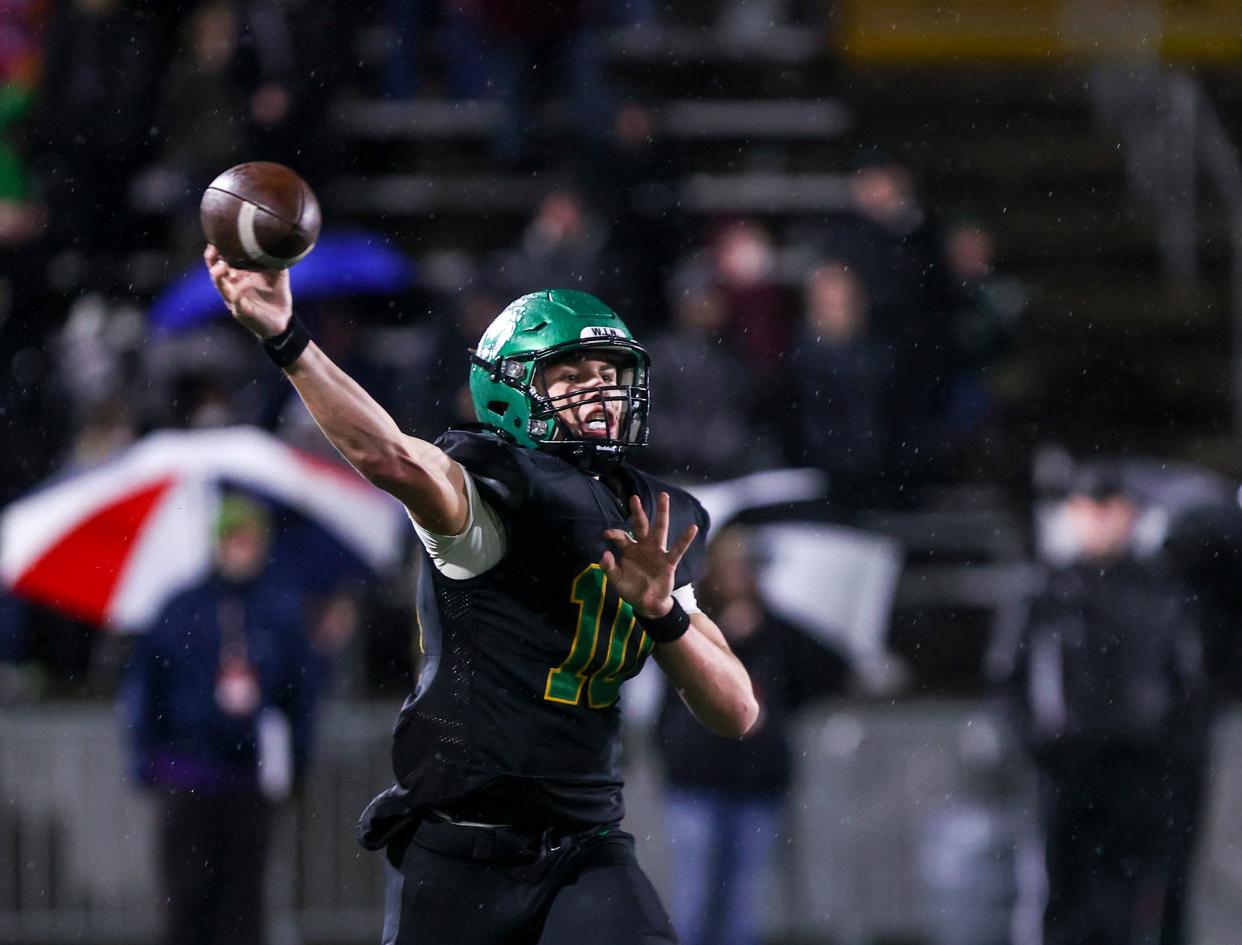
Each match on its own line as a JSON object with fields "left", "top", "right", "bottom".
{"left": 435, "top": 428, "right": 529, "bottom": 511}
{"left": 625, "top": 467, "right": 711, "bottom": 583}
{"left": 629, "top": 469, "right": 711, "bottom": 534}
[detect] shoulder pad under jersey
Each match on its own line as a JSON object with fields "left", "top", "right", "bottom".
{"left": 435, "top": 427, "right": 530, "bottom": 512}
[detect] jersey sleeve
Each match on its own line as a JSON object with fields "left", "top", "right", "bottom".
{"left": 435, "top": 429, "right": 531, "bottom": 513}
{"left": 671, "top": 490, "right": 712, "bottom": 591}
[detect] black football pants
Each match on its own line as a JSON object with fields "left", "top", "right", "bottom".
{"left": 1038, "top": 753, "right": 1204, "bottom": 945}
{"left": 382, "top": 821, "right": 677, "bottom": 945}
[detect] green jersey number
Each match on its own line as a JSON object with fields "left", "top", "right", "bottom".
{"left": 544, "top": 564, "right": 654, "bottom": 709}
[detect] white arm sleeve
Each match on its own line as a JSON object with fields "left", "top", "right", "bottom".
{"left": 672, "top": 583, "right": 701, "bottom": 615}
{"left": 410, "top": 465, "right": 507, "bottom": 580}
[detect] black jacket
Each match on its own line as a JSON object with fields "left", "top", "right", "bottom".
{"left": 656, "top": 612, "right": 849, "bottom": 798}
{"left": 1002, "top": 556, "right": 1211, "bottom": 768}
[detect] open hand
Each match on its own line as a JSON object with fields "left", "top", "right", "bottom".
{"left": 600, "top": 492, "right": 698, "bottom": 619}
{"left": 204, "top": 244, "right": 292, "bottom": 339}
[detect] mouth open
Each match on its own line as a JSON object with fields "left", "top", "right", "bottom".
{"left": 579, "top": 409, "right": 611, "bottom": 439}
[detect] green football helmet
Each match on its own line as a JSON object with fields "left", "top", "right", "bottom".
{"left": 469, "top": 289, "right": 651, "bottom": 472}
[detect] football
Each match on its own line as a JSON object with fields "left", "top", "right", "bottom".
{"left": 200, "top": 162, "right": 321, "bottom": 271}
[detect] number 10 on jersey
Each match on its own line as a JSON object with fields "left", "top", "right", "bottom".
{"left": 545, "top": 565, "right": 654, "bottom": 709}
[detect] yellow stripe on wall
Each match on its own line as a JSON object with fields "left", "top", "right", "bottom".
{"left": 834, "top": 0, "right": 1242, "bottom": 63}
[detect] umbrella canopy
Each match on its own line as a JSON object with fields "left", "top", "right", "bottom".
{"left": 0, "top": 427, "right": 407, "bottom": 631}
{"left": 149, "top": 230, "right": 418, "bottom": 334}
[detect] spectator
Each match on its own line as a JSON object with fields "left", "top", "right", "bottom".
{"left": 120, "top": 493, "right": 338, "bottom": 945}
{"left": 0, "top": 0, "right": 46, "bottom": 249}
{"left": 821, "top": 148, "right": 952, "bottom": 340}
{"left": 372, "top": 1, "right": 489, "bottom": 101}
{"left": 230, "top": 0, "right": 349, "bottom": 181}
{"left": 1163, "top": 501, "right": 1242, "bottom": 697}
{"left": 134, "top": 320, "right": 274, "bottom": 432}
{"left": 579, "top": 98, "right": 687, "bottom": 333}
{"left": 410, "top": 281, "right": 506, "bottom": 437}
{"left": 711, "top": 218, "right": 797, "bottom": 378}
{"left": 488, "top": 186, "right": 631, "bottom": 304}
{"left": 787, "top": 260, "right": 895, "bottom": 502}
{"left": 642, "top": 266, "right": 768, "bottom": 481}
{"left": 34, "top": 0, "right": 185, "bottom": 282}
{"left": 928, "top": 214, "right": 1028, "bottom": 468}
{"left": 816, "top": 149, "right": 958, "bottom": 486}
{"left": 472, "top": 0, "right": 616, "bottom": 167}
{"left": 998, "top": 463, "right": 1211, "bottom": 945}
{"left": 64, "top": 392, "right": 136, "bottom": 469}
{"left": 943, "top": 213, "right": 1026, "bottom": 374}
{"left": 656, "top": 526, "right": 851, "bottom": 945}
{"left": 144, "top": 0, "right": 248, "bottom": 259}
{"left": 0, "top": 2, "right": 62, "bottom": 461}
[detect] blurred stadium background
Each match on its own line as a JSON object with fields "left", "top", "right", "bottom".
{"left": 4, "top": 1, "right": 1242, "bottom": 943}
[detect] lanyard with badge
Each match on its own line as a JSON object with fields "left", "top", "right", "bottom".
{"left": 215, "top": 597, "right": 261, "bottom": 718}
{"left": 215, "top": 594, "right": 295, "bottom": 799}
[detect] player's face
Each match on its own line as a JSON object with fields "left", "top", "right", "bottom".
{"left": 540, "top": 354, "right": 626, "bottom": 440}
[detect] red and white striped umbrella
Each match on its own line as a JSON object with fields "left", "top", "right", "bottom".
{"left": 0, "top": 426, "right": 406, "bottom": 631}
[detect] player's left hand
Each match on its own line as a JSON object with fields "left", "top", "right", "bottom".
{"left": 601, "top": 492, "right": 698, "bottom": 620}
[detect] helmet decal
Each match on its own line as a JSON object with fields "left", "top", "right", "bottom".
{"left": 580, "top": 326, "right": 625, "bottom": 339}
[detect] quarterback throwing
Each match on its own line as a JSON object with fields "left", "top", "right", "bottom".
{"left": 205, "top": 245, "right": 758, "bottom": 945}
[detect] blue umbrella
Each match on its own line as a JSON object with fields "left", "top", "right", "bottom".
{"left": 150, "top": 230, "right": 418, "bottom": 334}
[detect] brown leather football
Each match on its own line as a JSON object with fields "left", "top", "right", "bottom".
{"left": 200, "top": 162, "right": 321, "bottom": 271}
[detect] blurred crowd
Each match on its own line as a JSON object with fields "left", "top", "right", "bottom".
{"left": 0, "top": 0, "right": 1025, "bottom": 499}
{"left": 5, "top": 5, "right": 1242, "bottom": 945}
{"left": 0, "top": 0, "right": 1030, "bottom": 699}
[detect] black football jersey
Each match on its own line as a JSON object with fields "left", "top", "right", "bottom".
{"left": 387, "top": 429, "right": 709, "bottom": 830}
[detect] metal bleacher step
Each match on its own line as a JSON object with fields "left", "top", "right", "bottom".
{"left": 328, "top": 170, "right": 854, "bottom": 217}
{"left": 606, "top": 24, "right": 824, "bottom": 66}
{"left": 332, "top": 97, "right": 852, "bottom": 142}
{"left": 680, "top": 171, "right": 851, "bottom": 212}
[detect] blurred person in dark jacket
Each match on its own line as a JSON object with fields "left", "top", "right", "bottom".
{"left": 1163, "top": 501, "right": 1242, "bottom": 697}
{"left": 817, "top": 149, "right": 959, "bottom": 487}
{"left": 230, "top": 0, "right": 348, "bottom": 181}
{"left": 642, "top": 267, "right": 769, "bottom": 481}
{"left": 489, "top": 186, "right": 633, "bottom": 306}
{"left": 787, "top": 259, "right": 895, "bottom": 503}
{"left": 656, "top": 526, "right": 850, "bottom": 945}
{"left": 472, "top": 0, "right": 616, "bottom": 168}
{"left": 930, "top": 213, "right": 1028, "bottom": 471}
{"left": 34, "top": 0, "right": 185, "bottom": 276}
{"left": 120, "top": 493, "right": 337, "bottom": 945}
{"left": 578, "top": 98, "right": 687, "bottom": 334}
{"left": 1000, "top": 464, "right": 1211, "bottom": 945}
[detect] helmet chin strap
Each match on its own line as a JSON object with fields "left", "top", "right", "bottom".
{"left": 546, "top": 440, "right": 625, "bottom": 475}
{"left": 538, "top": 413, "right": 621, "bottom": 474}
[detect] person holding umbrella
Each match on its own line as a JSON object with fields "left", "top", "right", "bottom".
{"left": 203, "top": 246, "right": 758, "bottom": 945}
{"left": 121, "top": 491, "right": 333, "bottom": 945}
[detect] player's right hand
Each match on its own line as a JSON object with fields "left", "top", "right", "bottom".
{"left": 204, "top": 244, "right": 293, "bottom": 339}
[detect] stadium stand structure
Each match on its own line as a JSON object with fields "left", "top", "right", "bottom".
{"left": 327, "top": 27, "right": 1239, "bottom": 466}
{"left": 316, "top": 16, "right": 1242, "bottom": 691}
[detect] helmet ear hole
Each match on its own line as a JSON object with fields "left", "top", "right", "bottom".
{"left": 487, "top": 400, "right": 509, "bottom": 417}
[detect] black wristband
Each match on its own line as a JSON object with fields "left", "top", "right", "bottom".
{"left": 638, "top": 599, "right": 691, "bottom": 644}
{"left": 262, "top": 313, "right": 312, "bottom": 368}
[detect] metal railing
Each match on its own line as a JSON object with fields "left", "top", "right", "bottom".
{"left": 1091, "top": 63, "right": 1242, "bottom": 433}
{"left": 6, "top": 702, "right": 1242, "bottom": 945}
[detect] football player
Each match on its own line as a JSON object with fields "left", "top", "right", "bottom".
{"left": 205, "top": 246, "right": 759, "bottom": 945}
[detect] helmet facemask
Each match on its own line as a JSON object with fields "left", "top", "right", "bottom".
{"left": 472, "top": 337, "right": 650, "bottom": 473}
